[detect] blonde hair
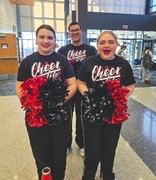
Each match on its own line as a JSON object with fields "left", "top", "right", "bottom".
{"left": 97, "top": 31, "right": 120, "bottom": 46}
{"left": 54, "top": 43, "right": 59, "bottom": 51}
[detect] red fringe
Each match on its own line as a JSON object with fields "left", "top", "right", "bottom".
{"left": 106, "top": 79, "right": 130, "bottom": 124}
{"left": 20, "top": 76, "right": 48, "bottom": 127}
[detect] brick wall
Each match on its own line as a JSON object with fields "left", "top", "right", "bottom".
{"left": 0, "top": 0, "right": 17, "bottom": 34}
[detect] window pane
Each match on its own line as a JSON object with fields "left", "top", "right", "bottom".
{"left": 21, "top": 32, "right": 33, "bottom": 39}
{"left": 93, "top": 6, "right": 99, "bottom": 12}
{"left": 151, "top": 0, "right": 156, "bottom": 5}
{"left": 88, "top": 5, "right": 91, "bottom": 11}
{"left": 21, "top": 17, "right": 32, "bottom": 31}
{"left": 55, "top": 3, "right": 64, "bottom": 18}
{"left": 33, "top": 2, "right": 42, "bottom": 17}
{"left": 34, "top": 19, "right": 43, "bottom": 31}
{"left": 56, "top": 32, "right": 65, "bottom": 40}
{"left": 44, "top": 2, "right": 54, "bottom": 18}
{"left": 44, "top": 19, "right": 54, "bottom": 28}
{"left": 72, "top": 4, "right": 75, "bottom": 10}
{"left": 150, "top": 5, "right": 156, "bottom": 12}
{"left": 88, "top": 0, "right": 145, "bottom": 14}
{"left": 56, "top": 20, "right": 64, "bottom": 32}
{"left": 19, "top": 6, "right": 31, "bottom": 17}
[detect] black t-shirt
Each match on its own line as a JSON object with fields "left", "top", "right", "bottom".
{"left": 77, "top": 54, "right": 136, "bottom": 87}
{"left": 17, "top": 51, "right": 75, "bottom": 81}
{"left": 57, "top": 43, "right": 97, "bottom": 76}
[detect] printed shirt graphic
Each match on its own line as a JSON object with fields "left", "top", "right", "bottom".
{"left": 67, "top": 49, "right": 86, "bottom": 75}
{"left": 31, "top": 61, "right": 61, "bottom": 79}
{"left": 57, "top": 44, "right": 97, "bottom": 76}
{"left": 17, "top": 52, "right": 75, "bottom": 82}
{"left": 92, "top": 65, "right": 121, "bottom": 82}
{"left": 67, "top": 49, "right": 87, "bottom": 64}
{"left": 77, "top": 54, "right": 136, "bottom": 87}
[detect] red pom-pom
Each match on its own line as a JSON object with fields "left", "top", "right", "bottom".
{"left": 20, "top": 76, "right": 48, "bottom": 127}
{"left": 105, "top": 79, "right": 130, "bottom": 124}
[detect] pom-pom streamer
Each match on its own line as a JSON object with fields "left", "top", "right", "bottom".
{"left": 82, "top": 80, "right": 130, "bottom": 125}
{"left": 20, "top": 76, "right": 69, "bottom": 127}
{"left": 82, "top": 81, "right": 115, "bottom": 125}
{"left": 105, "top": 79, "right": 130, "bottom": 124}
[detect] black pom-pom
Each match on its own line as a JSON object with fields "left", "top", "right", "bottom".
{"left": 39, "top": 78, "right": 69, "bottom": 126}
{"left": 82, "top": 81, "right": 115, "bottom": 125}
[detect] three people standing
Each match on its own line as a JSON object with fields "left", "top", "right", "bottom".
{"left": 16, "top": 23, "right": 136, "bottom": 180}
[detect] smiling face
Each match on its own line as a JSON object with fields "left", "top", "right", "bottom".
{"left": 97, "top": 31, "right": 118, "bottom": 60}
{"left": 68, "top": 24, "right": 83, "bottom": 46}
{"left": 36, "top": 28, "right": 56, "bottom": 56}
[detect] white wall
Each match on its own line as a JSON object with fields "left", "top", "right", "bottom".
{"left": 0, "top": 0, "right": 17, "bottom": 34}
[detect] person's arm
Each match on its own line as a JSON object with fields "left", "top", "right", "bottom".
{"left": 125, "top": 84, "right": 135, "bottom": 97}
{"left": 77, "top": 79, "right": 88, "bottom": 95}
{"left": 149, "top": 51, "right": 154, "bottom": 61}
{"left": 15, "top": 81, "right": 24, "bottom": 98}
{"left": 65, "top": 77, "right": 77, "bottom": 102}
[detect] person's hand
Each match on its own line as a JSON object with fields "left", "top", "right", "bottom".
{"left": 57, "top": 102, "right": 63, "bottom": 106}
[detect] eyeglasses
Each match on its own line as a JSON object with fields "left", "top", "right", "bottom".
{"left": 69, "top": 28, "right": 81, "bottom": 33}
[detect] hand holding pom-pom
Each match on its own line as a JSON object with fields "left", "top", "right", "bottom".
{"left": 39, "top": 78, "right": 69, "bottom": 126}
{"left": 82, "top": 80, "right": 130, "bottom": 125}
{"left": 105, "top": 79, "right": 130, "bottom": 124}
{"left": 82, "top": 81, "right": 115, "bottom": 125}
{"left": 20, "top": 76, "right": 69, "bottom": 127}
{"left": 20, "top": 76, "right": 48, "bottom": 127}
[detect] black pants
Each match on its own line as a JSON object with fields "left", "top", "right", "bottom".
{"left": 82, "top": 121, "right": 122, "bottom": 180}
{"left": 68, "top": 91, "right": 84, "bottom": 148}
{"left": 26, "top": 114, "right": 70, "bottom": 180}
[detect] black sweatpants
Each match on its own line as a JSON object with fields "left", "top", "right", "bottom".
{"left": 82, "top": 121, "right": 122, "bottom": 180}
{"left": 68, "top": 90, "right": 84, "bottom": 148}
{"left": 26, "top": 113, "right": 70, "bottom": 180}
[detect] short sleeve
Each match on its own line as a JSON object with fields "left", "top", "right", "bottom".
{"left": 17, "top": 57, "right": 31, "bottom": 81}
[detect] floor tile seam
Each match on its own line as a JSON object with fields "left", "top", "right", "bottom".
{"left": 119, "top": 135, "right": 156, "bottom": 176}
{"left": 130, "top": 96, "right": 156, "bottom": 112}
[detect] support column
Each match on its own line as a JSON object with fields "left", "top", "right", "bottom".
{"left": 64, "top": 0, "right": 70, "bottom": 43}
{"left": 76, "top": 0, "right": 88, "bottom": 44}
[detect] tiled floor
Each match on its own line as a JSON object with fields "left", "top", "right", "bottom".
{"left": 0, "top": 73, "right": 156, "bottom": 180}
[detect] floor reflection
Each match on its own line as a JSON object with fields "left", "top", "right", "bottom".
{"left": 143, "top": 110, "right": 156, "bottom": 145}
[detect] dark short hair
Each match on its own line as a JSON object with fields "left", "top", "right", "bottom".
{"left": 68, "top": 22, "right": 83, "bottom": 31}
{"left": 36, "top": 24, "right": 56, "bottom": 38}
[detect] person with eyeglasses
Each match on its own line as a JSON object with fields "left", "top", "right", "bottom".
{"left": 58, "top": 21, "right": 97, "bottom": 157}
